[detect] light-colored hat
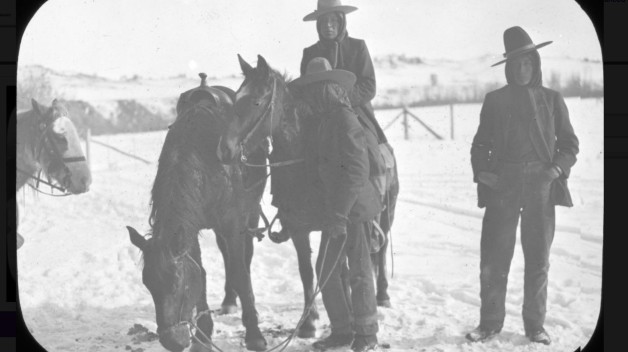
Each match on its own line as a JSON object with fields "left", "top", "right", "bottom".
{"left": 491, "top": 26, "right": 552, "bottom": 67}
{"left": 303, "top": 0, "right": 358, "bottom": 22}
{"left": 292, "top": 57, "right": 356, "bottom": 92}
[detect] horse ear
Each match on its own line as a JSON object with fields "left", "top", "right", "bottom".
{"left": 256, "top": 55, "right": 269, "bottom": 78}
{"left": 238, "top": 54, "right": 253, "bottom": 76}
{"left": 127, "top": 226, "right": 147, "bottom": 251}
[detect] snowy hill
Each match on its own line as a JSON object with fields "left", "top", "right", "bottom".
{"left": 18, "top": 55, "right": 602, "bottom": 136}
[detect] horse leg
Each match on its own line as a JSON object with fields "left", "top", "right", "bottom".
{"left": 225, "top": 219, "right": 266, "bottom": 351}
{"left": 375, "top": 210, "right": 392, "bottom": 308}
{"left": 290, "top": 229, "right": 319, "bottom": 338}
{"left": 374, "top": 237, "right": 391, "bottom": 308}
{"left": 216, "top": 233, "right": 238, "bottom": 314}
{"left": 245, "top": 212, "right": 258, "bottom": 273}
{"left": 190, "top": 243, "right": 215, "bottom": 352}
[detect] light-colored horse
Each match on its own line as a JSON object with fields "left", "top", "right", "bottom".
{"left": 15, "top": 98, "right": 92, "bottom": 248}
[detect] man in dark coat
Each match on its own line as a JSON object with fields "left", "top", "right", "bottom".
{"left": 293, "top": 57, "right": 382, "bottom": 352}
{"left": 467, "top": 27, "right": 579, "bottom": 345}
{"left": 300, "top": 0, "right": 388, "bottom": 145}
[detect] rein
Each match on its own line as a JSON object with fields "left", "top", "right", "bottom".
{"left": 187, "top": 237, "right": 348, "bottom": 352}
{"left": 16, "top": 168, "right": 69, "bottom": 195}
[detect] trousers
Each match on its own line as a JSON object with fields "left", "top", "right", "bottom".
{"left": 316, "top": 221, "right": 379, "bottom": 336}
{"left": 479, "top": 161, "right": 556, "bottom": 334}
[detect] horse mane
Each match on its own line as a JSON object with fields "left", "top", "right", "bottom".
{"left": 148, "top": 103, "right": 224, "bottom": 256}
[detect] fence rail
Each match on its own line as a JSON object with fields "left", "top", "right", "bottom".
{"left": 84, "top": 128, "right": 153, "bottom": 165}
{"left": 82, "top": 103, "right": 459, "bottom": 163}
{"left": 378, "top": 104, "right": 455, "bottom": 141}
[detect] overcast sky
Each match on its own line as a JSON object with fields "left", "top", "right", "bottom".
{"left": 19, "top": 0, "right": 602, "bottom": 79}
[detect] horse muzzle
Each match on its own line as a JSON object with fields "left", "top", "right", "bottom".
{"left": 158, "top": 322, "right": 192, "bottom": 352}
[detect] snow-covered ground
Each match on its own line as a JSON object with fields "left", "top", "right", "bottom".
{"left": 17, "top": 97, "right": 603, "bottom": 352}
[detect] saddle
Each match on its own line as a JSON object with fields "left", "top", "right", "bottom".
{"left": 175, "top": 73, "right": 235, "bottom": 120}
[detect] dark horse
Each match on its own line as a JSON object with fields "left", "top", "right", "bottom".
{"left": 218, "top": 55, "right": 399, "bottom": 339}
{"left": 15, "top": 98, "right": 92, "bottom": 248}
{"left": 127, "top": 76, "right": 268, "bottom": 352}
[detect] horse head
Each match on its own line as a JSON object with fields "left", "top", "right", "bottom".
{"left": 217, "top": 54, "right": 285, "bottom": 164}
{"left": 30, "top": 98, "right": 92, "bottom": 194}
{"left": 127, "top": 225, "right": 205, "bottom": 352}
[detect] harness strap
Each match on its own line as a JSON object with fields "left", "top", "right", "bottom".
{"left": 242, "top": 157, "right": 305, "bottom": 168}
{"left": 62, "top": 156, "right": 87, "bottom": 163}
{"left": 17, "top": 168, "right": 69, "bottom": 195}
{"left": 243, "top": 172, "right": 271, "bottom": 193}
{"left": 240, "top": 79, "right": 277, "bottom": 158}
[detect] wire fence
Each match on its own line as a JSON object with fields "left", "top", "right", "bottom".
{"left": 82, "top": 102, "right": 459, "bottom": 165}
{"left": 377, "top": 104, "right": 457, "bottom": 141}
{"left": 84, "top": 128, "right": 153, "bottom": 168}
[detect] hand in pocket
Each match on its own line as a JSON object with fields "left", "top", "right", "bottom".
{"left": 543, "top": 165, "right": 561, "bottom": 181}
{"left": 478, "top": 171, "right": 500, "bottom": 190}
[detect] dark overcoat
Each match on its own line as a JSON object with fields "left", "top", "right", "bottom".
{"left": 471, "top": 85, "right": 579, "bottom": 208}
{"left": 301, "top": 36, "right": 387, "bottom": 143}
{"left": 316, "top": 106, "right": 383, "bottom": 224}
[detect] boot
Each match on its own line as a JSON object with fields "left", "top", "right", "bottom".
{"left": 465, "top": 326, "right": 500, "bottom": 342}
{"left": 312, "top": 332, "right": 354, "bottom": 350}
{"left": 351, "top": 334, "right": 378, "bottom": 352}
{"left": 527, "top": 328, "right": 551, "bottom": 345}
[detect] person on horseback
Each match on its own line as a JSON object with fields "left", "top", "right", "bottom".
{"left": 300, "top": 0, "right": 396, "bottom": 271}
{"left": 300, "top": 0, "right": 388, "bottom": 147}
{"left": 293, "top": 57, "right": 382, "bottom": 352}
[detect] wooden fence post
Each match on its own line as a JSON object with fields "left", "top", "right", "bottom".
{"left": 450, "top": 104, "right": 455, "bottom": 140}
{"left": 402, "top": 106, "right": 409, "bottom": 140}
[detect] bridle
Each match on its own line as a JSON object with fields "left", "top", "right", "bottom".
{"left": 17, "top": 111, "right": 86, "bottom": 196}
{"left": 237, "top": 77, "right": 304, "bottom": 169}
{"left": 156, "top": 251, "right": 212, "bottom": 346}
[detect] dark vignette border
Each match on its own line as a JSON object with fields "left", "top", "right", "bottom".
{"left": 0, "top": 0, "right": 618, "bottom": 351}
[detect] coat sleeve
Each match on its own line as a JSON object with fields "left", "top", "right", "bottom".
{"left": 552, "top": 92, "right": 579, "bottom": 178}
{"left": 328, "top": 109, "right": 370, "bottom": 221}
{"left": 470, "top": 93, "right": 494, "bottom": 182}
{"left": 348, "top": 40, "right": 376, "bottom": 107}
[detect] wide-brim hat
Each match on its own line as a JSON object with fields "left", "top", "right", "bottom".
{"left": 303, "top": 0, "right": 357, "bottom": 22}
{"left": 292, "top": 57, "right": 356, "bottom": 92}
{"left": 491, "top": 26, "right": 552, "bottom": 67}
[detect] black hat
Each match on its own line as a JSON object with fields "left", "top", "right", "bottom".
{"left": 491, "top": 26, "right": 552, "bottom": 67}
{"left": 303, "top": 0, "right": 357, "bottom": 22}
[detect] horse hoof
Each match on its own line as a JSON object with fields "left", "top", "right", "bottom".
{"left": 297, "top": 327, "right": 316, "bottom": 339}
{"left": 245, "top": 337, "right": 267, "bottom": 351}
{"left": 190, "top": 340, "right": 213, "bottom": 352}
{"left": 377, "top": 299, "right": 392, "bottom": 308}
{"left": 218, "top": 304, "right": 238, "bottom": 315}
{"left": 297, "top": 318, "right": 317, "bottom": 338}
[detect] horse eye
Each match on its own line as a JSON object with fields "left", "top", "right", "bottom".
{"left": 253, "top": 100, "right": 261, "bottom": 107}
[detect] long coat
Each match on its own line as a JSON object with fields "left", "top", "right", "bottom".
{"left": 301, "top": 36, "right": 387, "bottom": 143}
{"left": 470, "top": 85, "right": 579, "bottom": 208}
{"left": 315, "top": 106, "right": 382, "bottom": 224}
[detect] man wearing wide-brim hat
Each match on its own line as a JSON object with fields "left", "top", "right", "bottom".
{"left": 468, "top": 26, "right": 579, "bottom": 345}
{"left": 293, "top": 57, "right": 383, "bottom": 352}
{"left": 300, "top": 0, "right": 389, "bottom": 150}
